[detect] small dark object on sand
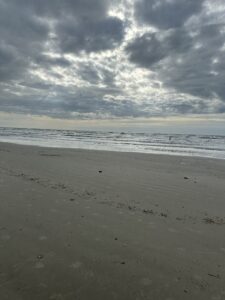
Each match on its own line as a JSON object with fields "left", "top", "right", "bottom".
{"left": 114, "top": 237, "right": 118, "bottom": 241}
{"left": 128, "top": 206, "right": 136, "bottom": 211}
{"left": 203, "top": 217, "right": 225, "bottom": 225}
{"left": 120, "top": 261, "right": 126, "bottom": 265}
{"left": 70, "top": 198, "right": 75, "bottom": 202}
{"left": 98, "top": 170, "right": 103, "bottom": 173}
{"left": 208, "top": 273, "right": 220, "bottom": 279}
{"left": 184, "top": 177, "right": 189, "bottom": 180}
{"left": 184, "top": 290, "right": 188, "bottom": 293}
{"left": 204, "top": 217, "right": 215, "bottom": 224}
{"left": 143, "top": 209, "right": 153, "bottom": 214}
{"left": 160, "top": 213, "right": 167, "bottom": 218}
{"left": 37, "top": 254, "right": 44, "bottom": 260}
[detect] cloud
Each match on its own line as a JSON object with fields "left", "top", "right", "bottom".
{"left": 126, "top": 2, "right": 225, "bottom": 109}
{"left": 135, "top": 0, "right": 204, "bottom": 29}
{"left": 0, "top": 0, "right": 124, "bottom": 79}
{"left": 34, "top": 55, "right": 71, "bottom": 68}
{"left": 5, "top": 0, "right": 109, "bottom": 19}
{"left": 159, "top": 24, "right": 225, "bottom": 100}
{"left": 56, "top": 17, "right": 124, "bottom": 54}
{"left": 0, "top": 0, "right": 225, "bottom": 120}
{"left": 0, "top": 85, "right": 149, "bottom": 119}
{"left": 126, "top": 29, "right": 192, "bottom": 68}
{"left": 0, "top": 0, "right": 49, "bottom": 81}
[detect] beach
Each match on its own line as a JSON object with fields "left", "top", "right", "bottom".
{"left": 0, "top": 141, "right": 225, "bottom": 300}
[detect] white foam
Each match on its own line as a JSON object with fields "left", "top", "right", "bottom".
{"left": 0, "top": 127, "right": 225, "bottom": 159}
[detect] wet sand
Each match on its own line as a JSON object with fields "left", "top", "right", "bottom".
{"left": 0, "top": 142, "right": 225, "bottom": 300}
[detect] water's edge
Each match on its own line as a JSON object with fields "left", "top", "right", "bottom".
{"left": 1, "top": 127, "right": 225, "bottom": 160}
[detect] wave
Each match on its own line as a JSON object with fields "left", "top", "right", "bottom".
{"left": 0, "top": 127, "right": 225, "bottom": 159}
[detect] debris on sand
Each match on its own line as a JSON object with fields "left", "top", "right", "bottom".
{"left": 143, "top": 209, "right": 154, "bottom": 214}
{"left": 208, "top": 273, "right": 220, "bottom": 279}
{"left": 128, "top": 206, "right": 136, "bottom": 211}
{"left": 98, "top": 170, "right": 103, "bottom": 173}
{"left": 37, "top": 254, "right": 44, "bottom": 260}
{"left": 160, "top": 213, "right": 168, "bottom": 218}
{"left": 203, "top": 217, "right": 225, "bottom": 225}
{"left": 184, "top": 177, "right": 189, "bottom": 180}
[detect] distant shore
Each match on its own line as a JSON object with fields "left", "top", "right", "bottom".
{"left": 0, "top": 142, "right": 225, "bottom": 299}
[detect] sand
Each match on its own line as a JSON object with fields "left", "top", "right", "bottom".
{"left": 0, "top": 141, "right": 225, "bottom": 300}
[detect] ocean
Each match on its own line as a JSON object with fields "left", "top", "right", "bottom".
{"left": 0, "top": 127, "right": 225, "bottom": 159}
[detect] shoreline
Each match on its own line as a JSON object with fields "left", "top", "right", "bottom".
{"left": 0, "top": 141, "right": 225, "bottom": 299}
{"left": 0, "top": 139, "right": 225, "bottom": 161}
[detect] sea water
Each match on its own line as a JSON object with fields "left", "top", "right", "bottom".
{"left": 0, "top": 127, "right": 225, "bottom": 159}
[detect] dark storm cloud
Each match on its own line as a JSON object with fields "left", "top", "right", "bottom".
{"left": 1, "top": 0, "right": 225, "bottom": 119}
{"left": 0, "top": 43, "right": 20, "bottom": 81}
{"left": 15, "top": 0, "right": 125, "bottom": 54}
{"left": 135, "top": 0, "right": 204, "bottom": 29}
{"left": 0, "top": 0, "right": 124, "bottom": 81}
{"left": 0, "top": 0, "right": 126, "bottom": 118}
{"left": 0, "top": 1, "right": 49, "bottom": 57}
{"left": 57, "top": 17, "right": 124, "bottom": 54}
{"left": 12, "top": 0, "right": 109, "bottom": 19}
{"left": 0, "top": 0, "right": 49, "bottom": 81}
{"left": 126, "top": 17, "right": 225, "bottom": 106}
{"left": 126, "top": 29, "right": 192, "bottom": 68}
{"left": 158, "top": 24, "right": 225, "bottom": 101}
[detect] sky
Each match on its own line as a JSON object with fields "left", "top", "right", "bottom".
{"left": 0, "top": 0, "right": 225, "bottom": 130}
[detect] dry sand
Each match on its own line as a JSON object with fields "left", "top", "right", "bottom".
{"left": 0, "top": 142, "right": 225, "bottom": 300}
